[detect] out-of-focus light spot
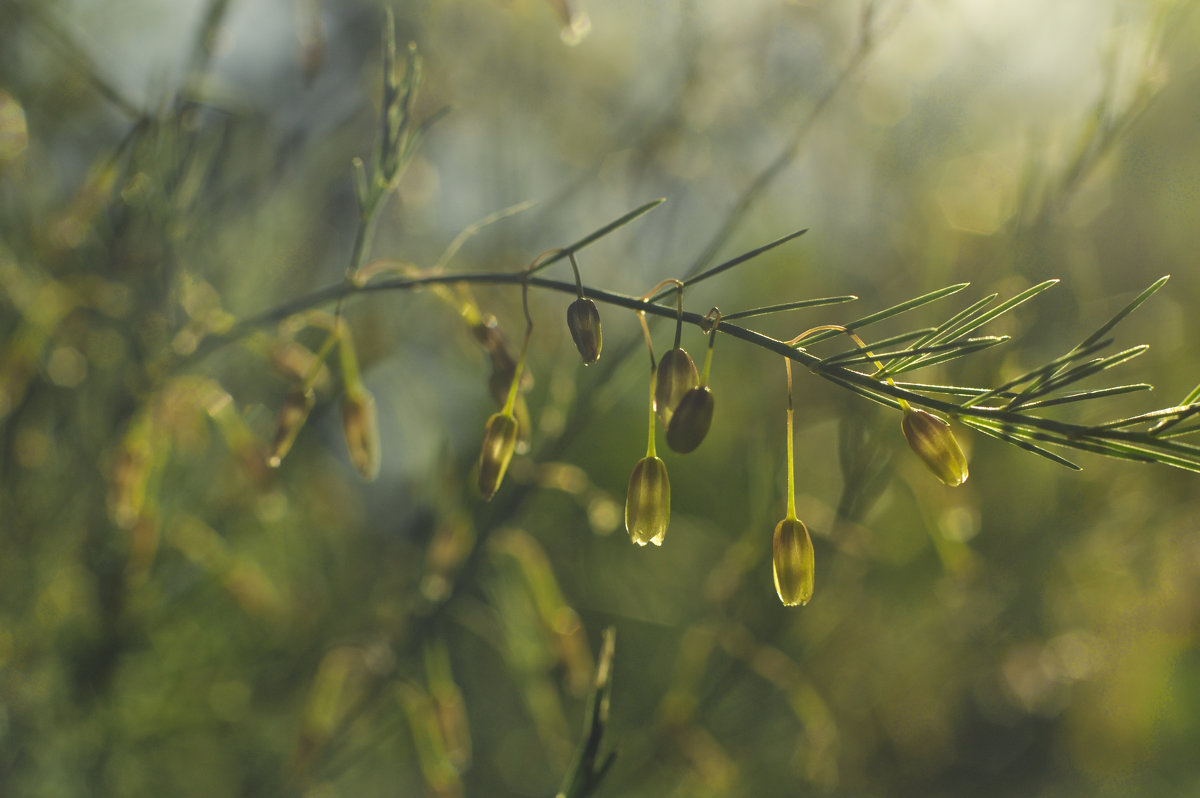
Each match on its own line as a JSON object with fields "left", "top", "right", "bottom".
{"left": 46, "top": 346, "right": 88, "bottom": 387}
{"left": 935, "top": 151, "right": 1018, "bottom": 235}
{"left": 561, "top": 12, "right": 591, "bottom": 46}
{"left": 546, "top": 0, "right": 590, "bottom": 46}
{"left": 938, "top": 505, "right": 979, "bottom": 543}
{"left": 587, "top": 495, "right": 619, "bottom": 535}
{"left": 0, "top": 91, "right": 28, "bottom": 163}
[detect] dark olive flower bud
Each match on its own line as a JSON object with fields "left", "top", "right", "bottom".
{"left": 478, "top": 412, "right": 519, "bottom": 501}
{"left": 654, "top": 347, "right": 699, "bottom": 426}
{"left": 625, "top": 455, "right": 670, "bottom": 546}
{"left": 566, "top": 297, "right": 602, "bottom": 365}
{"left": 666, "top": 385, "right": 714, "bottom": 454}
{"left": 772, "top": 517, "right": 814, "bottom": 606}
{"left": 342, "top": 388, "right": 381, "bottom": 481}
{"left": 901, "top": 408, "right": 968, "bottom": 487}
{"left": 269, "top": 388, "right": 315, "bottom": 468}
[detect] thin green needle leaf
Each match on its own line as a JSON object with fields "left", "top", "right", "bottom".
{"left": 885, "top": 336, "right": 1011, "bottom": 375}
{"left": 1018, "top": 384, "right": 1152, "bottom": 409}
{"left": 1077, "top": 275, "right": 1170, "bottom": 353}
{"left": 819, "top": 371, "right": 904, "bottom": 411}
{"left": 722, "top": 294, "right": 858, "bottom": 321}
{"left": 655, "top": 228, "right": 808, "bottom": 300}
{"left": 1020, "top": 276, "right": 1168, "bottom": 399}
{"left": 961, "top": 339, "right": 1113, "bottom": 409}
{"left": 893, "top": 382, "right": 1006, "bottom": 399}
{"left": 1180, "top": 382, "right": 1200, "bottom": 406}
{"left": 921, "top": 280, "right": 1058, "bottom": 356}
{"left": 818, "top": 328, "right": 938, "bottom": 365}
{"left": 529, "top": 198, "right": 665, "bottom": 275}
{"left": 1158, "top": 422, "right": 1200, "bottom": 439}
{"left": 1150, "top": 380, "right": 1200, "bottom": 433}
{"left": 959, "top": 418, "right": 1082, "bottom": 470}
{"left": 1097, "top": 403, "right": 1200, "bottom": 431}
{"left": 1015, "top": 345, "right": 1149, "bottom": 404}
{"left": 798, "top": 283, "right": 971, "bottom": 346}
{"left": 823, "top": 336, "right": 1006, "bottom": 369}
{"left": 879, "top": 293, "right": 999, "bottom": 376}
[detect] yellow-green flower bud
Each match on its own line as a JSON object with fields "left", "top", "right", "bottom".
{"left": 566, "top": 297, "right": 602, "bottom": 365}
{"left": 901, "top": 408, "right": 968, "bottom": 487}
{"left": 342, "top": 388, "right": 381, "bottom": 481}
{"left": 772, "top": 517, "right": 814, "bottom": 606}
{"left": 269, "top": 388, "right": 315, "bottom": 468}
{"left": 654, "top": 347, "right": 699, "bottom": 426}
{"left": 625, "top": 455, "right": 670, "bottom": 546}
{"left": 478, "top": 412, "right": 518, "bottom": 501}
{"left": 666, "top": 385, "right": 714, "bottom": 454}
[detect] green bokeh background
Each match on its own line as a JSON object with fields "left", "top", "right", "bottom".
{"left": 3, "top": 1, "right": 1200, "bottom": 796}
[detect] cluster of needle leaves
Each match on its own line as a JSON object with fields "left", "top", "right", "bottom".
{"left": 286, "top": 197, "right": 1200, "bottom": 480}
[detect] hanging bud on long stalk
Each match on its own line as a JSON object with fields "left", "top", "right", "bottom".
{"left": 901, "top": 407, "right": 968, "bottom": 487}
{"left": 666, "top": 385, "right": 713, "bottom": 454}
{"left": 626, "top": 455, "right": 670, "bottom": 546}
{"left": 565, "top": 252, "right": 602, "bottom": 365}
{"left": 338, "top": 323, "right": 382, "bottom": 481}
{"left": 477, "top": 282, "right": 533, "bottom": 501}
{"left": 269, "top": 388, "right": 315, "bottom": 468}
{"left": 773, "top": 517, "right": 814, "bottom": 606}
{"left": 567, "top": 297, "right": 602, "bottom": 365}
{"left": 773, "top": 357, "right": 814, "bottom": 606}
{"left": 626, "top": 364, "right": 670, "bottom": 546}
{"left": 667, "top": 310, "right": 720, "bottom": 454}
{"left": 477, "top": 411, "right": 518, "bottom": 501}
{"left": 343, "top": 387, "right": 381, "bottom": 481}
{"left": 655, "top": 347, "right": 698, "bottom": 426}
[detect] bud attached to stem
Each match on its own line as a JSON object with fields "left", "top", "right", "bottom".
{"left": 269, "top": 388, "right": 315, "bottom": 468}
{"left": 772, "top": 357, "right": 814, "bottom": 606}
{"left": 565, "top": 252, "right": 602, "bottom": 365}
{"left": 773, "top": 517, "right": 815, "bottom": 606}
{"left": 477, "top": 280, "right": 533, "bottom": 501}
{"left": 477, "top": 411, "right": 518, "bottom": 501}
{"left": 665, "top": 386, "right": 713, "bottom": 453}
{"left": 626, "top": 364, "right": 670, "bottom": 545}
{"left": 901, "top": 407, "right": 968, "bottom": 487}
{"left": 626, "top": 455, "right": 670, "bottom": 546}
{"left": 337, "top": 322, "right": 382, "bottom": 481}
{"left": 655, "top": 347, "right": 698, "bottom": 426}
{"left": 666, "top": 310, "right": 719, "bottom": 454}
{"left": 567, "top": 297, "right": 602, "bottom": 365}
{"left": 342, "top": 388, "right": 381, "bottom": 481}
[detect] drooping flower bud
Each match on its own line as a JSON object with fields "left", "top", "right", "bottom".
{"left": 625, "top": 455, "right": 670, "bottom": 546}
{"left": 772, "top": 517, "right": 814, "bottom": 606}
{"left": 666, "top": 385, "right": 714, "bottom": 454}
{"left": 566, "top": 297, "right": 602, "bottom": 365}
{"left": 342, "top": 388, "right": 381, "bottom": 481}
{"left": 654, "top": 347, "right": 699, "bottom": 426}
{"left": 478, "top": 412, "right": 519, "bottom": 501}
{"left": 901, "top": 408, "right": 968, "bottom": 487}
{"left": 269, "top": 388, "right": 315, "bottom": 468}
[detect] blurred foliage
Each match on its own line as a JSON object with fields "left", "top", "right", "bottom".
{"left": 4, "top": 1, "right": 1200, "bottom": 797}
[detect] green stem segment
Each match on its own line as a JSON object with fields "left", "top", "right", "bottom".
{"left": 785, "top": 358, "right": 796, "bottom": 521}
{"left": 646, "top": 366, "right": 657, "bottom": 458}
{"left": 503, "top": 282, "right": 534, "bottom": 417}
{"left": 700, "top": 310, "right": 720, "bottom": 386}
